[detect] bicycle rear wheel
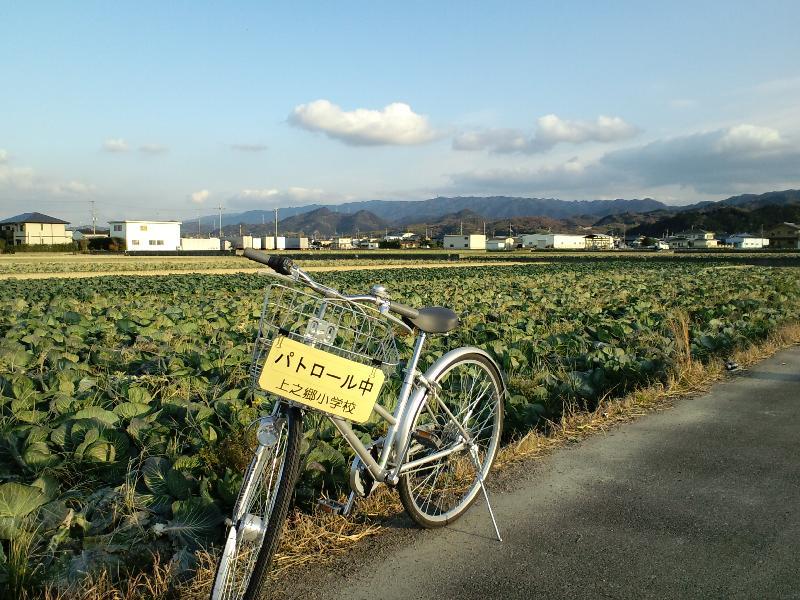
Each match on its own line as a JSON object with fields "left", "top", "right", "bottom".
{"left": 398, "top": 352, "right": 504, "bottom": 528}
{"left": 211, "top": 404, "right": 303, "bottom": 600}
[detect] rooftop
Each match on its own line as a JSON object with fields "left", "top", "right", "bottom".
{"left": 108, "top": 220, "right": 182, "bottom": 224}
{"left": 0, "top": 212, "right": 70, "bottom": 225}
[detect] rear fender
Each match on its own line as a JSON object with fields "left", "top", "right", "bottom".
{"left": 392, "top": 346, "right": 506, "bottom": 464}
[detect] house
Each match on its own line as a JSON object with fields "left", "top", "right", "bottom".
{"left": 583, "top": 233, "right": 614, "bottom": 250}
{"left": 331, "top": 236, "right": 353, "bottom": 250}
{"left": 767, "top": 223, "right": 800, "bottom": 249}
{"left": 109, "top": 220, "right": 181, "bottom": 251}
{"left": 71, "top": 228, "right": 110, "bottom": 242}
{"left": 443, "top": 234, "right": 486, "bottom": 250}
{"left": 667, "top": 236, "right": 691, "bottom": 249}
{"left": 356, "top": 238, "right": 380, "bottom": 249}
{"left": 0, "top": 212, "right": 73, "bottom": 246}
{"left": 672, "top": 229, "right": 719, "bottom": 249}
{"left": 486, "top": 237, "right": 515, "bottom": 251}
{"left": 725, "top": 233, "right": 770, "bottom": 249}
{"left": 520, "top": 233, "right": 586, "bottom": 250}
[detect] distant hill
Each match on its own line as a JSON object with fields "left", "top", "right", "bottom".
{"left": 404, "top": 210, "right": 593, "bottom": 237}
{"left": 681, "top": 189, "right": 800, "bottom": 212}
{"left": 629, "top": 191, "right": 800, "bottom": 237}
{"left": 197, "top": 196, "right": 670, "bottom": 230}
{"left": 277, "top": 207, "right": 388, "bottom": 236}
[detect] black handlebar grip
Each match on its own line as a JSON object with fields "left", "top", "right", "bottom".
{"left": 242, "top": 249, "right": 295, "bottom": 275}
{"left": 267, "top": 255, "right": 295, "bottom": 275}
{"left": 242, "top": 248, "right": 271, "bottom": 265}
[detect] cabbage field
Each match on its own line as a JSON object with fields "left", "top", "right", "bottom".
{"left": 1, "top": 260, "right": 799, "bottom": 594}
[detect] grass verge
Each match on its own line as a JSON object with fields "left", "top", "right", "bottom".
{"left": 37, "top": 320, "right": 800, "bottom": 600}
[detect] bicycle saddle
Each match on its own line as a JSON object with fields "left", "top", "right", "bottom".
{"left": 405, "top": 306, "right": 460, "bottom": 334}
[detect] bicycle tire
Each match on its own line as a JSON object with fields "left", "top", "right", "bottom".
{"left": 398, "top": 352, "right": 504, "bottom": 528}
{"left": 210, "top": 404, "right": 303, "bottom": 600}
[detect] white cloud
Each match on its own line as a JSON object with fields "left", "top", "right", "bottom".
{"left": 139, "top": 143, "right": 169, "bottom": 155}
{"left": 449, "top": 123, "right": 800, "bottom": 197}
{"left": 602, "top": 124, "right": 798, "bottom": 193}
{"left": 103, "top": 138, "right": 129, "bottom": 153}
{"left": 452, "top": 129, "right": 530, "bottom": 153}
{"left": 190, "top": 189, "right": 210, "bottom": 204}
{"left": 51, "top": 180, "right": 95, "bottom": 195}
{"left": 289, "top": 99, "right": 438, "bottom": 146}
{"left": 0, "top": 160, "right": 94, "bottom": 201}
{"left": 713, "top": 124, "right": 783, "bottom": 153}
{"left": 451, "top": 157, "right": 599, "bottom": 193}
{"left": 0, "top": 149, "right": 8, "bottom": 163}
{"left": 230, "top": 187, "right": 335, "bottom": 208}
{"left": 230, "top": 143, "right": 268, "bottom": 152}
{"left": 453, "top": 113, "right": 639, "bottom": 154}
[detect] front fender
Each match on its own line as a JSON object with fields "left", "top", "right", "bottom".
{"left": 392, "top": 346, "right": 506, "bottom": 463}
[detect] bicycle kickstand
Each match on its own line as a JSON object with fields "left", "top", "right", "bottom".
{"left": 469, "top": 445, "right": 503, "bottom": 542}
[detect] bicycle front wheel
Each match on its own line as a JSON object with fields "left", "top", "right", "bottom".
{"left": 211, "top": 404, "right": 303, "bottom": 600}
{"left": 398, "top": 351, "right": 504, "bottom": 528}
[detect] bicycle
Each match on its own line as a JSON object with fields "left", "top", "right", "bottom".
{"left": 211, "top": 250, "right": 506, "bottom": 600}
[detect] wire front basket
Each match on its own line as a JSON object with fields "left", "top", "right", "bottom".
{"left": 250, "top": 284, "right": 401, "bottom": 389}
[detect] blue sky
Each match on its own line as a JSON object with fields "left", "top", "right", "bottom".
{"left": 1, "top": 1, "right": 799, "bottom": 225}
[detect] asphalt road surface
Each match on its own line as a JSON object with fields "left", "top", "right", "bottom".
{"left": 278, "top": 345, "right": 800, "bottom": 600}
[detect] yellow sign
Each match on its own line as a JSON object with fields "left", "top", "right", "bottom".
{"left": 258, "top": 336, "right": 385, "bottom": 423}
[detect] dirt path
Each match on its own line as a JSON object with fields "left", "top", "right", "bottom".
{"left": 0, "top": 261, "right": 531, "bottom": 280}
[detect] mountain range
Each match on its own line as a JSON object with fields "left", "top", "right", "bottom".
{"left": 197, "top": 195, "right": 668, "bottom": 231}
{"left": 188, "top": 190, "right": 800, "bottom": 239}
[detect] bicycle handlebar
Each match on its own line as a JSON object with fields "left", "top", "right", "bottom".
{"left": 242, "top": 249, "right": 420, "bottom": 321}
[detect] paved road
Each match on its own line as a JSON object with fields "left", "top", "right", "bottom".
{"left": 286, "top": 346, "right": 800, "bottom": 600}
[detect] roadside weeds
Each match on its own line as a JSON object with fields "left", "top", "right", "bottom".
{"left": 38, "top": 320, "right": 800, "bottom": 600}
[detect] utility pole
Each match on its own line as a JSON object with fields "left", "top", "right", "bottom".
{"left": 197, "top": 211, "right": 201, "bottom": 235}
{"left": 216, "top": 204, "right": 224, "bottom": 237}
{"left": 90, "top": 200, "right": 96, "bottom": 234}
{"left": 274, "top": 207, "right": 279, "bottom": 249}
{"left": 460, "top": 220, "right": 463, "bottom": 235}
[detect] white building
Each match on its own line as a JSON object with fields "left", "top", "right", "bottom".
{"left": 520, "top": 233, "right": 586, "bottom": 250}
{"left": 181, "top": 237, "right": 221, "bottom": 251}
{"left": 443, "top": 234, "right": 486, "bottom": 250}
{"left": 331, "top": 236, "right": 353, "bottom": 250}
{"left": 725, "top": 233, "right": 769, "bottom": 249}
{"left": 357, "top": 238, "right": 380, "bottom": 249}
{"left": 109, "top": 220, "right": 181, "bottom": 251}
{"left": 262, "top": 236, "right": 286, "bottom": 250}
{"left": 230, "top": 235, "right": 264, "bottom": 250}
{"left": 672, "top": 230, "right": 719, "bottom": 249}
{"left": 583, "top": 233, "right": 615, "bottom": 250}
{"left": 285, "top": 237, "right": 309, "bottom": 250}
{"left": 486, "top": 237, "right": 515, "bottom": 251}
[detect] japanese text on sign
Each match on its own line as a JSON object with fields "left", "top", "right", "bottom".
{"left": 258, "top": 336, "right": 385, "bottom": 423}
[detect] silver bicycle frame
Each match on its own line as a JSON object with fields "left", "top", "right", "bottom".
{"left": 327, "top": 339, "right": 501, "bottom": 487}
{"left": 327, "top": 330, "right": 427, "bottom": 485}
{"left": 262, "top": 267, "right": 500, "bottom": 488}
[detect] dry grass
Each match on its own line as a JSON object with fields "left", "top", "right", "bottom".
{"left": 35, "top": 320, "right": 800, "bottom": 600}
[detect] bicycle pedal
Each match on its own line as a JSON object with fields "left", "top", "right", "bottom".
{"left": 317, "top": 498, "right": 347, "bottom": 514}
